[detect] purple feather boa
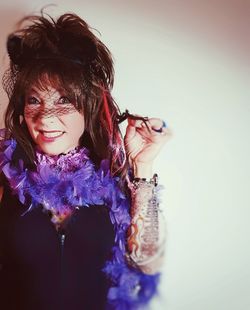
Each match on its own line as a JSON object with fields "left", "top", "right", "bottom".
{"left": 0, "top": 133, "right": 160, "bottom": 310}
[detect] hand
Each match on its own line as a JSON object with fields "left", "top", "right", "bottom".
{"left": 124, "top": 117, "right": 172, "bottom": 176}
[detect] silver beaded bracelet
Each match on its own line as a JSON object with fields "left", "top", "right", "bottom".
{"left": 132, "top": 173, "right": 158, "bottom": 188}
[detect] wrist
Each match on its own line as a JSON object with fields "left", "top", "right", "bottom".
{"left": 133, "top": 161, "right": 153, "bottom": 178}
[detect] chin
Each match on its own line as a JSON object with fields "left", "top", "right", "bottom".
{"left": 38, "top": 147, "right": 62, "bottom": 156}
{"left": 37, "top": 144, "right": 74, "bottom": 156}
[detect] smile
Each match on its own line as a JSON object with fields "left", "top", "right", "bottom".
{"left": 39, "top": 130, "right": 65, "bottom": 142}
{"left": 41, "top": 131, "right": 64, "bottom": 138}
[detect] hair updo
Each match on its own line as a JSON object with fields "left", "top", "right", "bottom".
{"left": 3, "top": 11, "right": 129, "bottom": 179}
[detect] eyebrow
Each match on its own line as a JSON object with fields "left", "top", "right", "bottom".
{"left": 26, "top": 88, "right": 40, "bottom": 95}
{"left": 27, "top": 87, "right": 67, "bottom": 96}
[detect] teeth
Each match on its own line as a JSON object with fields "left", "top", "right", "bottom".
{"left": 42, "top": 131, "right": 63, "bottom": 138}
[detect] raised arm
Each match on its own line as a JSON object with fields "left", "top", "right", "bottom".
{"left": 127, "top": 170, "right": 166, "bottom": 274}
{"left": 124, "top": 118, "right": 171, "bottom": 274}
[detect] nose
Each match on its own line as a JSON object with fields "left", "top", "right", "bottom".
{"left": 25, "top": 105, "right": 56, "bottom": 123}
{"left": 31, "top": 104, "right": 58, "bottom": 122}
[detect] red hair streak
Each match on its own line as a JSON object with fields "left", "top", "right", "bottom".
{"left": 102, "top": 90, "right": 113, "bottom": 134}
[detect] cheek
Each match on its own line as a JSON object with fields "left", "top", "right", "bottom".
{"left": 65, "top": 113, "right": 85, "bottom": 139}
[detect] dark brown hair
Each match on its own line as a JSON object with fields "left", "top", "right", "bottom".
{"left": 3, "top": 11, "right": 129, "bottom": 179}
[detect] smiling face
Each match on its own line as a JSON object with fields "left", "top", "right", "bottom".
{"left": 24, "top": 84, "right": 85, "bottom": 155}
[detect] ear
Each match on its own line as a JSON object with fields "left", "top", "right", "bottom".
{"left": 7, "top": 34, "right": 32, "bottom": 66}
{"left": 7, "top": 35, "right": 23, "bottom": 65}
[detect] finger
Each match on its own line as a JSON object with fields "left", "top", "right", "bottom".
{"left": 157, "top": 127, "right": 173, "bottom": 142}
{"left": 136, "top": 125, "right": 172, "bottom": 142}
{"left": 125, "top": 122, "right": 137, "bottom": 140}
{"left": 127, "top": 118, "right": 146, "bottom": 128}
{"left": 161, "top": 126, "right": 172, "bottom": 136}
{"left": 127, "top": 116, "right": 170, "bottom": 137}
{"left": 135, "top": 127, "right": 163, "bottom": 143}
{"left": 146, "top": 118, "right": 166, "bottom": 131}
{"left": 126, "top": 112, "right": 149, "bottom": 124}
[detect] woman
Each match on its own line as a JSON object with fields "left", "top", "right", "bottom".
{"left": 0, "top": 11, "right": 170, "bottom": 310}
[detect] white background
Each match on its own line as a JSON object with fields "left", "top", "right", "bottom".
{"left": 0, "top": 1, "right": 250, "bottom": 309}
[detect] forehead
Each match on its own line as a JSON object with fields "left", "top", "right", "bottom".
{"left": 27, "top": 85, "right": 65, "bottom": 97}
{"left": 23, "top": 69, "right": 84, "bottom": 98}
{"left": 26, "top": 73, "right": 64, "bottom": 93}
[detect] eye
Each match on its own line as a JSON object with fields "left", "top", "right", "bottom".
{"left": 57, "top": 96, "right": 72, "bottom": 105}
{"left": 26, "top": 96, "right": 40, "bottom": 105}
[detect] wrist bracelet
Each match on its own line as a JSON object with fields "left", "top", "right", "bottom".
{"left": 132, "top": 173, "right": 158, "bottom": 187}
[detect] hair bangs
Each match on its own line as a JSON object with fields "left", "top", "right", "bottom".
{"left": 20, "top": 59, "right": 89, "bottom": 110}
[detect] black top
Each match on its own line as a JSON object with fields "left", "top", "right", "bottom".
{"left": 0, "top": 182, "right": 115, "bottom": 310}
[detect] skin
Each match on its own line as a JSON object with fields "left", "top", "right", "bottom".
{"left": 1, "top": 83, "right": 171, "bottom": 274}
{"left": 124, "top": 118, "right": 171, "bottom": 274}
{"left": 24, "top": 84, "right": 171, "bottom": 167}
{"left": 24, "top": 85, "right": 85, "bottom": 156}
{"left": 124, "top": 118, "right": 171, "bottom": 178}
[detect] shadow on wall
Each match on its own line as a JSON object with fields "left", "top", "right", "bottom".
{"left": 124, "top": 0, "right": 250, "bottom": 68}
{"left": 1, "top": 1, "right": 250, "bottom": 128}
{"left": 0, "top": 8, "right": 28, "bottom": 128}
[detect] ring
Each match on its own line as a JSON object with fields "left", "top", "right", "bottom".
{"left": 152, "top": 120, "right": 167, "bottom": 133}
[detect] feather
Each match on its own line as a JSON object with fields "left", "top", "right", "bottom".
{"left": 0, "top": 136, "right": 160, "bottom": 309}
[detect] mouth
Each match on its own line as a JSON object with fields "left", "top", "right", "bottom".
{"left": 39, "top": 130, "right": 65, "bottom": 141}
